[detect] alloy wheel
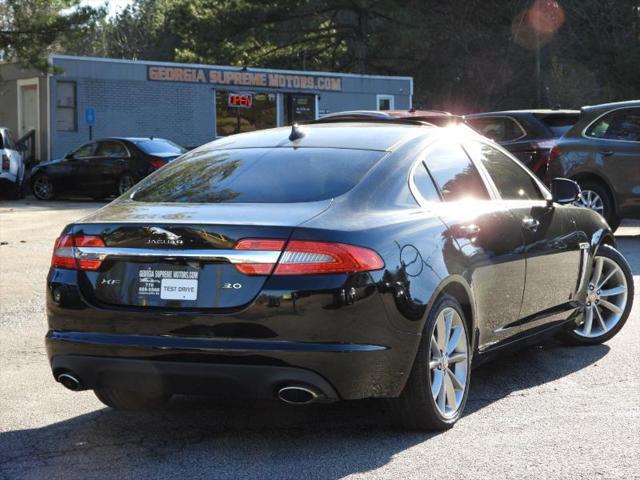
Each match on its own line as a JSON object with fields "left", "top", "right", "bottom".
{"left": 429, "top": 307, "right": 468, "bottom": 418}
{"left": 575, "top": 189, "right": 605, "bottom": 216}
{"left": 33, "top": 176, "right": 53, "bottom": 199}
{"left": 118, "top": 175, "right": 135, "bottom": 195}
{"left": 574, "top": 255, "right": 628, "bottom": 338}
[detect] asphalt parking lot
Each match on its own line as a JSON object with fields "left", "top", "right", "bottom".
{"left": 0, "top": 199, "right": 638, "bottom": 480}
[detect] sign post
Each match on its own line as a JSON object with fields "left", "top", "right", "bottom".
{"left": 84, "top": 107, "right": 96, "bottom": 140}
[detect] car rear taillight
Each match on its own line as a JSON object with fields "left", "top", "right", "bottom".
{"left": 233, "top": 239, "right": 384, "bottom": 276}
{"left": 51, "top": 234, "right": 105, "bottom": 270}
{"left": 2, "top": 155, "right": 9, "bottom": 170}
{"left": 148, "top": 157, "right": 166, "bottom": 169}
{"left": 549, "top": 145, "right": 561, "bottom": 162}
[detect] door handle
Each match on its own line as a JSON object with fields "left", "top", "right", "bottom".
{"left": 599, "top": 150, "right": 614, "bottom": 157}
{"left": 522, "top": 217, "right": 540, "bottom": 232}
{"left": 456, "top": 223, "right": 481, "bottom": 238}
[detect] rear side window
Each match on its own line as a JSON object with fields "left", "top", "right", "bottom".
{"left": 132, "top": 147, "right": 385, "bottom": 203}
{"left": 465, "top": 142, "right": 544, "bottom": 200}
{"left": 466, "top": 117, "right": 525, "bottom": 142}
{"left": 423, "top": 143, "right": 490, "bottom": 201}
{"left": 585, "top": 108, "right": 640, "bottom": 142}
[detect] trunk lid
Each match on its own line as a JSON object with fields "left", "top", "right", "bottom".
{"left": 73, "top": 200, "right": 331, "bottom": 309}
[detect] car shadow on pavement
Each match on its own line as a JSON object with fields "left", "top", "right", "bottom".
{"left": 0, "top": 341, "right": 609, "bottom": 479}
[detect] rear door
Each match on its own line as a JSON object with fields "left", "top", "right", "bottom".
{"left": 422, "top": 141, "right": 527, "bottom": 350}
{"left": 65, "top": 142, "right": 98, "bottom": 193}
{"left": 464, "top": 140, "right": 583, "bottom": 331}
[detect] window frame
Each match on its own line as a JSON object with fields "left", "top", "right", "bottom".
{"left": 464, "top": 138, "right": 552, "bottom": 203}
{"left": 56, "top": 81, "right": 77, "bottom": 132}
{"left": 376, "top": 94, "right": 395, "bottom": 111}
{"left": 582, "top": 106, "right": 640, "bottom": 144}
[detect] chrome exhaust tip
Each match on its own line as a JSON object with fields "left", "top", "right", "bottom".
{"left": 277, "top": 385, "right": 320, "bottom": 405}
{"left": 57, "top": 373, "right": 82, "bottom": 391}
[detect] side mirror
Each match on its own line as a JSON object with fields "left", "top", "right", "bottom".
{"left": 551, "top": 177, "right": 580, "bottom": 204}
{"left": 64, "top": 153, "right": 74, "bottom": 161}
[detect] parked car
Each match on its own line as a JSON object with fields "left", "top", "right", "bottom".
{"left": 46, "top": 119, "right": 633, "bottom": 430}
{"left": 546, "top": 100, "right": 640, "bottom": 231}
{"left": 465, "top": 109, "right": 580, "bottom": 180}
{"left": 30, "top": 137, "right": 186, "bottom": 200}
{"left": 0, "top": 127, "right": 26, "bottom": 199}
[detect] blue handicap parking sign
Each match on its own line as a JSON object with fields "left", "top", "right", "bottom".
{"left": 84, "top": 107, "right": 96, "bottom": 126}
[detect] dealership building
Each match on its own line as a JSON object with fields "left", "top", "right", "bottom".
{"left": 0, "top": 55, "right": 413, "bottom": 162}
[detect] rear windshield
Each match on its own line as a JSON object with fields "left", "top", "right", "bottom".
{"left": 133, "top": 139, "right": 186, "bottom": 155}
{"left": 537, "top": 114, "right": 579, "bottom": 137}
{"left": 131, "top": 147, "right": 385, "bottom": 203}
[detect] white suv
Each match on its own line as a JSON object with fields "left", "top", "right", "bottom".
{"left": 0, "top": 128, "right": 25, "bottom": 199}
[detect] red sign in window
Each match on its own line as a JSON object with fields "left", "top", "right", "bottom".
{"left": 228, "top": 93, "right": 253, "bottom": 108}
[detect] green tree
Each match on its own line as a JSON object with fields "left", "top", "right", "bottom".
{"left": 104, "top": 0, "right": 177, "bottom": 60}
{"left": 0, "top": 0, "right": 104, "bottom": 72}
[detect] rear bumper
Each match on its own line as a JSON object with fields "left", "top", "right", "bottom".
{"left": 50, "top": 352, "right": 340, "bottom": 402}
{"left": 46, "top": 330, "right": 407, "bottom": 400}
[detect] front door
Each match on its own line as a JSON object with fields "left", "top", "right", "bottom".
{"left": 464, "top": 140, "right": 583, "bottom": 333}
{"left": 18, "top": 80, "right": 38, "bottom": 159}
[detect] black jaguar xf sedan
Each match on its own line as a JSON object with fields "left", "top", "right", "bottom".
{"left": 46, "top": 119, "right": 634, "bottom": 430}
{"left": 31, "top": 137, "right": 186, "bottom": 200}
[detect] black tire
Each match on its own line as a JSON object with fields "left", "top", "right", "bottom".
{"left": 560, "top": 244, "right": 634, "bottom": 346}
{"left": 31, "top": 174, "right": 55, "bottom": 200}
{"left": 392, "top": 295, "right": 472, "bottom": 431}
{"left": 116, "top": 173, "right": 135, "bottom": 196}
{"left": 94, "top": 386, "right": 171, "bottom": 410}
{"left": 577, "top": 180, "right": 620, "bottom": 231}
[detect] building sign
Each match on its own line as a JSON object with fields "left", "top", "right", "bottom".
{"left": 148, "top": 66, "right": 342, "bottom": 92}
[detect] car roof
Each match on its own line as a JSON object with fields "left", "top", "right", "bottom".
{"left": 580, "top": 100, "right": 640, "bottom": 116}
{"left": 466, "top": 109, "right": 580, "bottom": 118}
{"left": 92, "top": 137, "right": 171, "bottom": 142}
{"left": 198, "top": 122, "right": 442, "bottom": 153}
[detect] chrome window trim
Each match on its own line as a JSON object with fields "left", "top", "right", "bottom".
{"left": 75, "top": 247, "right": 281, "bottom": 264}
{"left": 581, "top": 106, "right": 640, "bottom": 144}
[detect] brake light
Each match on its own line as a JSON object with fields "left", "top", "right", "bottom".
{"left": 2, "top": 155, "right": 9, "bottom": 170}
{"left": 148, "top": 157, "right": 166, "bottom": 169}
{"left": 233, "top": 239, "right": 384, "bottom": 276}
{"left": 51, "top": 234, "right": 105, "bottom": 270}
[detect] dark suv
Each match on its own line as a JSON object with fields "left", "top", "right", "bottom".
{"left": 465, "top": 110, "right": 580, "bottom": 180}
{"left": 546, "top": 100, "right": 640, "bottom": 231}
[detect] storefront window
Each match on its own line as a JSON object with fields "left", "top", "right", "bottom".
{"left": 284, "top": 93, "right": 316, "bottom": 124}
{"left": 215, "top": 91, "right": 276, "bottom": 136}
